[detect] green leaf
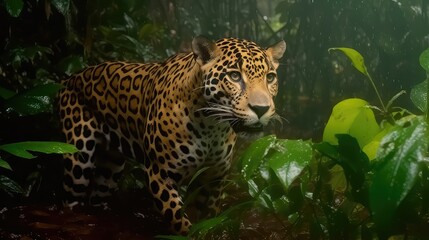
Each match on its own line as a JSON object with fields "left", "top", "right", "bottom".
{"left": 24, "top": 83, "right": 64, "bottom": 96}
{"left": 4, "top": 83, "right": 64, "bottom": 115}
{"left": 188, "top": 201, "right": 250, "bottom": 236}
{"left": 410, "top": 80, "right": 427, "bottom": 113}
{"left": 362, "top": 123, "right": 394, "bottom": 160}
{"left": 56, "top": 55, "right": 86, "bottom": 76}
{"left": 4, "top": 0, "right": 24, "bottom": 17}
{"left": 51, "top": 0, "right": 70, "bottom": 15}
{"left": 189, "top": 214, "right": 229, "bottom": 235}
{"left": 0, "top": 175, "right": 24, "bottom": 196}
{"left": 336, "top": 134, "right": 369, "bottom": 198}
{"left": 0, "top": 158, "right": 12, "bottom": 170}
{"left": 239, "top": 135, "right": 277, "bottom": 181}
{"left": 267, "top": 139, "right": 312, "bottom": 190}
{"left": 0, "top": 141, "right": 78, "bottom": 159}
{"left": 370, "top": 116, "right": 427, "bottom": 230}
{"left": 329, "top": 47, "right": 369, "bottom": 76}
{"left": 323, "top": 98, "right": 380, "bottom": 148}
{"left": 187, "top": 166, "right": 210, "bottom": 188}
{"left": 419, "top": 48, "right": 429, "bottom": 72}
{"left": 0, "top": 87, "right": 16, "bottom": 100}
{"left": 239, "top": 137, "right": 311, "bottom": 214}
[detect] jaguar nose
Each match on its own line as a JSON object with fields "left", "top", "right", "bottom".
{"left": 249, "top": 104, "right": 269, "bottom": 119}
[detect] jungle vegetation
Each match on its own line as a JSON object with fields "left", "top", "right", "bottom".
{"left": 1, "top": 0, "right": 429, "bottom": 239}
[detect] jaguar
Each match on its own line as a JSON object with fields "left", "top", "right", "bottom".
{"left": 58, "top": 36, "right": 286, "bottom": 235}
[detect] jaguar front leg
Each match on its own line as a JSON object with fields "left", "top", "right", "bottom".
{"left": 193, "top": 173, "right": 227, "bottom": 219}
{"left": 146, "top": 163, "right": 192, "bottom": 235}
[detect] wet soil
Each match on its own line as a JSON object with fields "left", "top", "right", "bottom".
{"left": 0, "top": 204, "right": 167, "bottom": 240}
{"left": 0, "top": 187, "right": 297, "bottom": 240}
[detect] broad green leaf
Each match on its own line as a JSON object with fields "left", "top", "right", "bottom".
{"left": 370, "top": 116, "right": 427, "bottom": 230}
{"left": 362, "top": 123, "right": 394, "bottom": 160}
{"left": 4, "top": 83, "right": 63, "bottom": 115}
{"left": 0, "top": 87, "right": 16, "bottom": 100}
{"left": 419, "top": 48, "right": 429, "bottom": 72}
{"left": 253, "top": 183, "right": 284, "bottom": 210}
{"left": 323, "top": 98, "right": 380, "bottom": 148}
{"left": 0, "top": 175, "right": 24, "bottom": 196}
{"left": 267, "top": 139, "right": 312, "bottom": 190}
{"left": 5, "top": 95, "right": 53, "bottom": 115}
{"left": 0, "top": 141, "right": 78, "bottom": 159}
{"left": 239, "top": 135, "right": 277, "bottom": 181}
{"left": 239, "top": 136, "right": 301, "bottom": 213}
{"left": 0, "top": 158, "right": 12, "bottom": 170}
{"left": 56, "top": 55, "right": 86, "bottom": 76}
{"left": 410, "top": 80, "right": 427, "bottom": 113}
{"left": 51, "top": 0, "right": 70, "bottom": 15}
{"left": 329, "top": 47, "right": 368, "bottom": 76}
{"left": 4, "top": 0, "right": 24, "bottom": 17}
{"left": 24, "top": 83, "right": 64, "bottom": 96}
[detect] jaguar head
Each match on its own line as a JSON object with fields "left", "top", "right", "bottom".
{"left": 193, "top": 36, "right": 286, "bottom": 132}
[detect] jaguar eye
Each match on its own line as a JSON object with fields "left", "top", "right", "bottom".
{"left": 266, "top": 73, "right": 277, "bottom": 83}
{"left": 229, "top": 71, "right": 242, "bottom": 82}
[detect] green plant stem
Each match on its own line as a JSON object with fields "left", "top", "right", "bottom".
{"left": 427, "top": 74, "right": 429, "bottom": 121}
{"left": 366, "top": 72, "right": 386, "bottom": 113}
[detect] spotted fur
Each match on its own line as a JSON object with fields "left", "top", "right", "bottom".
{"left": 59, "top": 36, "right": 286, "bottom": 234}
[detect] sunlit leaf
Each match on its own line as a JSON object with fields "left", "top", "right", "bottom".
{"left": 362, "top": 123, "right": 394, "bottom": 160}
{"left": 410, "top": 80, "right": 427, "bottom": 113}
{"left": 0, "top": 141, "right": 78, "bottom": 159}
{"left": 0, "top": 158, "right": 12, "bottom": 170}
{"left": 419, "top": 48, "right": 429, "bottom": 72}
{"left": 323, "top": 98, "right": 380, "bottom": 148}
{"left": 267, "top": 139, "right": 312, "bottom": 190}
{"left": 370, "top": 116, "right": 427, "bottom": 230}
{"left": 4, "top": 0, "right": 24, "bottom": 17}
{"left": 4, "top": 83, "right": 63, "bottom": 115}
{"left": 329, "top": 47, "right": 368, "bottom": 76}
{"left": 0, "top": 175, "right": 24, "bottom": 196}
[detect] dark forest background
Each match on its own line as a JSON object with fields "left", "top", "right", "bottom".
{"left": 2, "top": 0, "right": 428, "bottom": 142}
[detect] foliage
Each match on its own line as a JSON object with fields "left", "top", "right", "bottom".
{"left": 275, "top": 0, "right": 428, "bottom": 139}
{"left": 1, "top": 0, "right": 429, "bottom": 238}
{"left": 0, "top": 141, "right": 78, "bottom": 196}
{"left": 322, "top": 98, "right": 380, "bottom": 148}
{"left": 172, "top": 47, "right": 429, "bottom": 239}
{"left": 1, "top": 83, "right": 63, "bottom": 116}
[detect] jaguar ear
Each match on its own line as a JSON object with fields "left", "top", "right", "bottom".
{"left": 192, "top": 36, "right": 219, "bottom": 64}
{"left": 266, "top": 40, "right": 286, "bottom": 67}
